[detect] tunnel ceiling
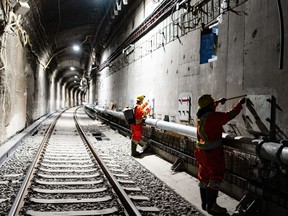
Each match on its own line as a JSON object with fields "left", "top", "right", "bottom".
{"left": 21, "top": 0, "right": 132, "bottom": 90}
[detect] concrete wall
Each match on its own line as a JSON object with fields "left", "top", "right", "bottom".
{"left": 95, "top": 0, "right": 288, "bottom": 139}
{"left": 32, "top": 63, "right": 49, "bottom": 120}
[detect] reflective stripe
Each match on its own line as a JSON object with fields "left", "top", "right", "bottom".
{"left": 197, "top": 113, "right": 211, "bottom": 144}
{"left": 134, "top": 106, "right": 142, "bottom": 124}
{"left": 198, "top": 181, "right": 207, "bottom": 189}
{"left": 135, "top": 119, "right": 142, "bottom": 124}
{"left": 196, "top": 140, "right": 222, "bottom": 150}
{"left": 207, "top": 180, "right": 221, "bottom": 190}
{"left": 197, "top": 112, "right": 223, "bottom": 150}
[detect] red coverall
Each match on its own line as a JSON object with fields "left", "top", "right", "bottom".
{"left": 194, "top": 102, "right": 242, "bottom": 189}
{"left": 131, "top": 101, "right": 151, "bottom": 142}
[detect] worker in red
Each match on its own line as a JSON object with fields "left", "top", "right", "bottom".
{"left": 131, "top": 94, "right": 151, "bottom": 157}
{"left": 195, "top": 94, "right": 246, "bottom": 215}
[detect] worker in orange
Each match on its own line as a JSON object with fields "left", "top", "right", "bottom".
{"left": 195, "top": 94, "right": 246, "bottom": 215}
{"left": 131, "top": 94, "right": 151, "bottom": 157}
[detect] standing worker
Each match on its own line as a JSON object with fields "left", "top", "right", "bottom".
{"left": 195, "top": 94, "right": 246, "bottom": 215}
{"left": 131, "top": 94, "right": 151, "bottom": 157}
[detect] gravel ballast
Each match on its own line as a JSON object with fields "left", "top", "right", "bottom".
{"left": 78, "top": 109, "right": 203, "bottom": 216}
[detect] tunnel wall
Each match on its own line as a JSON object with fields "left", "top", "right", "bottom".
{"left": 0, "top": 34, "right": 28, "bottom": 143}
{"left": 95, "top": 0, "right": 288, "bottom": 141}
{"left": 0, "top": 32, "right": 49, "bottom": 144}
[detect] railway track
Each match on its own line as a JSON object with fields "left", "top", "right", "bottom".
{"left": 8, "top": 108, "right": 159, "bottom": 216}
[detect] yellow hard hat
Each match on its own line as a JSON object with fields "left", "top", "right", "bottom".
{"left": 198, "top": 94, "right": 214, "bottom": 109}
{"left": 136, "top": 94, "right": 145, "bottom": 101}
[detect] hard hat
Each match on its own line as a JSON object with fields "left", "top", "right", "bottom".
{"left": 198, "top": 94, "right": 214, "bottom": 109}
{"left": 136, "top": 94, "right": 145, "bottom": 101}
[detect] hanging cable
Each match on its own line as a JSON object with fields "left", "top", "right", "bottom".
{"left": 276, "top": 0, "right": 284, "bottom": 69}
{"left": 54, "top": 0, "right": 61, "bottom": 49}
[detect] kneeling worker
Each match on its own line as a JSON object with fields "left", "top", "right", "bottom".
{"left": 131, "top": 94, "right": 151, "bottom": 157}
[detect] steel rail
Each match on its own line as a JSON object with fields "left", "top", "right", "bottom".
{"left": 8, "top": 110, "right": 65, "bottom": 216}
{"left": 74, "top": 108, "right": 142, "bottom": 216}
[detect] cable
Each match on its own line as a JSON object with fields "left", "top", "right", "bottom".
{"left": 0, "top": 2, "right": 48, "bottom": 70}
{"left": 91, "top": 1, "right": 114, "bottom": 47}
{"left": 54, "top": 0, "right": 61, "bottom": 49}
{"left": 0, "top": 0, "right": 8, "bottom": 23}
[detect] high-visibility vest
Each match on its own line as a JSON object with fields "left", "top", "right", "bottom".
{"left": 134, "top": 102, "right": 151, "bottom": 124}
{"left": 196, "top": 102, "right": 243, "bottom": 150}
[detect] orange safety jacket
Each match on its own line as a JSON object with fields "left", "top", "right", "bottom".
{"left": 195, "top": 102, "right": 243, "bottom": 185}
{"left": 196, "top": 103, "right": 242, "bottom": 150}
{"left": 131, "top": 102, "right": 151, "bottom": 142}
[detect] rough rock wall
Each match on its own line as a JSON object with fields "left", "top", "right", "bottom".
{"left": 0, "top": 68, "right": 11, "bottom": 142}
{"left": 0, "top": 34, "right": 26, "bottom": 143}
{"left": 0, "top": 29, "right": 43, "bottom": 144}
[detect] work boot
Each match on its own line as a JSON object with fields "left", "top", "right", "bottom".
{"left": 141, "top": 143, "right": 150, "bottom": 153}
{"left": 138, "top": 140, "right": 150, "bottom": 153}
{"left": 199, "top": 188, "right": 207, "bottom": 210}
{"left": 131, "top": 140, "right": 139, "bottom": 156}
{"left": 207, "top": 202, "right": 227, "bottom": 215}
{"left": 206, "top": 189, "right": 227, "bottom": 215}
{"left": 136, "top": 143, "right": 144, "bottom": 153}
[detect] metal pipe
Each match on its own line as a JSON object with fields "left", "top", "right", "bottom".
{"left": 95, "top": 106, "right": 197, "bottom": 138}
{"left": 94, "top": 106, "right": 288, "bottom": 166}
{"left": 145, "top": 118, "right": 197, "bottom": 138}
{"left": 94, "top": 106, "right": 245, "bottom": 140}
{"left": 280, "top": 147, "right": 288, "bottom": 165}
{"left": 257, "top": 141, "right": 288, "bottom": 166}
{"left": 258, "top": 142, "right": 280, "bottom": 162}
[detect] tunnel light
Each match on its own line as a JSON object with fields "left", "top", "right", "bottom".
{"left": 44, "top": 45, "right": 80, "bottom": 69}
{"left": 74, "top": 81, "right": 77, "bottom": 83}
{"left": 72, "top": 45, "right": 80, "bottom": 52}
{"left": 70, "top": 67, "right": 75, "bottom": 71}
{"left": 74, "top": 76, "right": 78, "bottom": 78}
{"left": 122, "top": 44, "right": 134, "bottom": 56}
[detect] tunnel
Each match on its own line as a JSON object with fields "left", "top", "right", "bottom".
{"left": 0, "top": 0, "right": 288, "bottom": 215}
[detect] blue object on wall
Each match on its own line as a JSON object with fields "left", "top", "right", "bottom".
{"left": 200, "top": 32, "right": 214, "bottom": 64}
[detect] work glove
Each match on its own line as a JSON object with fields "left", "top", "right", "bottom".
{"left": 239, "top": 97, "right": 246, "bottom": 104}
{"left": 219, "top": 98, "right": 227, "bottom": 104}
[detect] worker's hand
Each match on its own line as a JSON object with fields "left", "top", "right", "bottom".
{"left": 239, "top": 97, "right": 246, "bottom": 104}
{"left": 218, "top": 98, "right": 227, "bottom": 105}
{"left": 142, "top": 116, "right": 147, "bottom": 123}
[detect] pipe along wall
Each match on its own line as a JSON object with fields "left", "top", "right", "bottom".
{"left": 87, "top": 105, "right": 288, "bottom": 213}
{"left": 94, "top": 106, "right": 288, "bottom": 167}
